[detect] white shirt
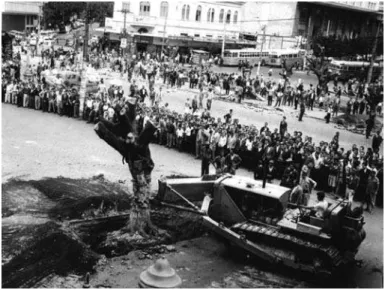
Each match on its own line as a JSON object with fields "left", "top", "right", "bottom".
{"left": 185, "top": 127, "right": 191, "bottom": 136}
{"left": 312, "top": 152, "right": 324, "bottom": 169}
{"left": 6, "top": 84, "right": 13, "bottom": 94}
{"left": 176, "top": 128, "right": 184, "bottom": 138}
{"left": 143, "top": 115, "right": 150, "bottom": 127}
{"left": 210, "top": 132, "right": 221, "bottom": 144}
{"left": 86, "top": 99, "right": 93, "bottom": 108}
{"left": 108, "top": 107, "right": 115, "bottom": 119}
{"left": 218, "top": 135, "right": 227, "bottom": 147}
{"left": 245, "top": 139, "right": 253, "bottom": 151}
{"left": 56, "top": 92, "right": 62, "bottom": 102}
{"left": 314, "top": 200, "right": 328, "bottom": 218}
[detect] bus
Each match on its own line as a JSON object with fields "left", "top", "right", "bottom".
{"left": 222, "top": 48, "right": 271, "bottom": 66}
{"left": 328, "top": 60, "right": 383, "bottom": 81}
{"left": 266, "top": 49, "right": 306, "bottom": 68}
{"left": 191, "top": 49, "right": 210, "bottom": 65}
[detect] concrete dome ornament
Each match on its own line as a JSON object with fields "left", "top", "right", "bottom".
{"left": 139, "top": 257, "right": 182, "bottom": 288}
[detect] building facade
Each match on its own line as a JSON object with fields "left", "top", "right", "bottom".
{"left": 2, "top": 2, "right": 42, "bottom": 32}
{"left": 103, "top": 1, "right": 250, "bottom": 53}
{"left": 242, "top": 1, "right": 382, "bottom": 46}
{"left": 102, "top": 1, "right": 383, "bottom": 53}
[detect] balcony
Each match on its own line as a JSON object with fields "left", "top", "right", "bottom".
{"left": 4, "top": 2, "right": 41, "bottom": 15}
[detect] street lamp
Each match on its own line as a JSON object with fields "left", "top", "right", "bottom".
{"left": 221, "top": 19, "right": 227, "bottom": 58}
{"left": 257, "top": 25, "right": 266, "bottom": 76}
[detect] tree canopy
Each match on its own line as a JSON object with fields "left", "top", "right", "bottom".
{"left": 310, "top": 35, "right": 383, "bottom": 59}
{"left": 43, "top": 2, "right": 114, "bottom": 28}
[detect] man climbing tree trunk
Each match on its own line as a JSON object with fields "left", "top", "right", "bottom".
{"left": 94, "top": 101, "right": 158, "bottom": 237}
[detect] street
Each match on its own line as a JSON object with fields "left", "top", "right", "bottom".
{"left": 2, "top": 102, "right": 383, "bottom": 288}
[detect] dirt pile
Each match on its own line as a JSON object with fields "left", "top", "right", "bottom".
{"left": 2, "top": 222, "right": 99, "bottom": 288}
{"left": 2, "top": 175, "right": 206, "bottom": 288}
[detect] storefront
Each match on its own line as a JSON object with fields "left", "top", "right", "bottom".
{"left": 133, "top": 34, "right": 154, "bottom": 53}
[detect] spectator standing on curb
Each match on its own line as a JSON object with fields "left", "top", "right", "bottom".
{"left": 279, "top": 116, "right": 288, "bottom": 138}
{"left": 298, "top": 101, "right": 305, "bottom": 121}
{"left": 365, "top": 169, "right": 379, "bottom": 213}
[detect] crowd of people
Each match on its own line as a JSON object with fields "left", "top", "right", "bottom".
{"left": 2, "top": 44, "right": 383, "bottom": 214}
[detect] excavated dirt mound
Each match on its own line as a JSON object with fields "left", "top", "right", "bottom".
{"left": 2, "top": 175, "right": 206, "bottom": 288}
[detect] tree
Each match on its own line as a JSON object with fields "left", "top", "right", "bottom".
{"left": 94, "top": 102, "right": 158, "bottom": 237}
{"left": 42, "top": 2, "right": 114, "bottom": 28}
{"left": 366, "top": 82, "right": 383, "bottom": 114}
{"left": 306, "top": 45, "right": 338, "bottom": 92}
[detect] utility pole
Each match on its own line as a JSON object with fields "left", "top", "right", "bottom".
{"left": 120, "top": 8, "right": 131, "bottom": 56}
{"left": 83, "top": 2, "right": 89, "bottom": 62}
{"left": 221, "top": 20, "right": 226, "bottom": 58}
{"left": 161, "top": 10, "right": 168, "bottom": 56}
{"left": 37, "top": 3, "right": 43, "bottom": 57}
{"left": 367, "top": 16, "right": 382, "bottom": 83}
{"left": 257, "top": 25, "right": 266, "bottom": 76}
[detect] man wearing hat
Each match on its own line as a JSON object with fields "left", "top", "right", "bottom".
{"left": 201, "top": 144, "right": 212, "bottom": 176}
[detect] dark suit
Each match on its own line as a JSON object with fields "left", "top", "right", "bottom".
{"left": 355, "top": 168, "right": 372, "bottom": 202}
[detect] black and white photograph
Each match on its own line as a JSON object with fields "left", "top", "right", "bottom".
{"left": 1, "top": 0, "right": 383, "bottom": 288}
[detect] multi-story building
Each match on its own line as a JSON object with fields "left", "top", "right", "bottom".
{"left": 242, "top": 1, "right": 383, "bottom": 46}
{"left": 102, "top": 1, "right": 383, "bottom": 53}
{"left": 102, "top": 1, "right": 251, "bottom": 54}
{"left": 2, "top": 2, "right": 42, "bottom": 32}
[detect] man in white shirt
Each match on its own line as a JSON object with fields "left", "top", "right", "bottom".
{"left": 313, "top": 191, "right": 328, "bottom": 218}
{"left": 156, "top": 87, "right": 163, "bottom": 105}
{"left": 56, "top": 89, "right": 63, "bottom": 115}
{"left": 245, "top": 137, "right": 253, "bottom": 151}
{"left": 5, "top": 82, "right": 13, "bottom": 103}
{"left": 176, "top": 125, "right": 184, "bottom": 150}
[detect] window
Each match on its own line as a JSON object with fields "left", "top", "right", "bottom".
{"left": 160, "top": 1, "right": 168, "bottom": 17}
{"left": 139, "top": 1, "right": 150, "bottom": 16}
{"left": 196, "top": 5, "right": 202, "bottom": 21}
{"left": 226, "top": 10, "right": 231, "bottom": 24}
{"left": 122, "top": 2, "right": 130, "bottom": 12}
{"left": 219, "top": 9, "right": 224, "bottom": 23}
{"left": 186, "top": 5, "right": 190, "bottom": 20}
{"left": 233, "top": 11, "right": 238, "bottom": 24}
{"left": 194, "top": 34, "right": 200, "bottom": 37}
{"left": 182, "top": 4, "right": 190, "bottom": 20}
{"left": 206, "top": 8, "right": 214, "bottom": 22}
{"left": 182, "top": 5, "right": 186, "bottom": 20}
{"left": 206, "top": 34, "right": 213, "bottom": 38}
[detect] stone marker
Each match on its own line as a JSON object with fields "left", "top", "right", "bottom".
{"left": 138, "top": 257, "right": 182, "bottom": 288}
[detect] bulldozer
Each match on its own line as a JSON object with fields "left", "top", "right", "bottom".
{"left": 156, "top": 174, "right": 366, "bottom": 277}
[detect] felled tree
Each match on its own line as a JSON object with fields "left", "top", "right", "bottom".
{"left": 94, "top": 101, "right": 158, "bottom": 237}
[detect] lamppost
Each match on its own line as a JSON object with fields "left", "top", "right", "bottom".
{"left": 161, "top": 9, "right": 168, "bottom": 56}
{"left": 257, "top": 24, "right": 266, "bottom": 76}
{"left": 221, "top": 19, "right": 227, "bottom": 58}
{"left": 120, "top": 8, "right": 132, "bottom": 57}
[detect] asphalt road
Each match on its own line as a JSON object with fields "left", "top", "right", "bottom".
{"left": 2, "top": 103, "right": 383, "bottom": 288}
